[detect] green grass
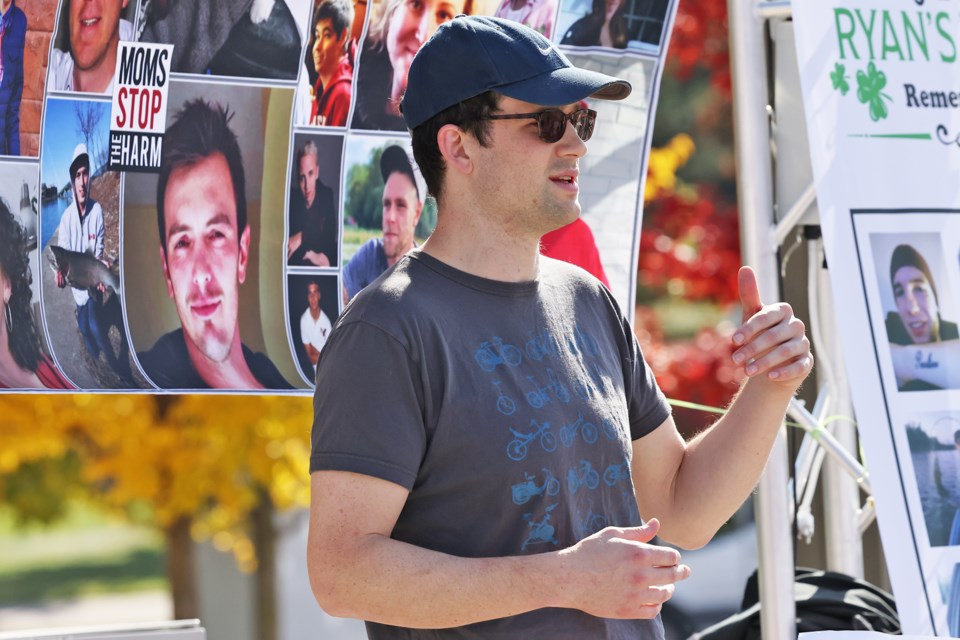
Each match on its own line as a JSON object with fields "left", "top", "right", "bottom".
{"left": 0, "top": 503, "right": 166, "bottom": 606}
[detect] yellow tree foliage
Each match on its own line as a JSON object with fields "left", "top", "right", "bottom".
{"left": 0, "top": 394, "right": 313, "bottom": 572}
{"left": 645, "top": 133, "right": 695, "bottom": 203}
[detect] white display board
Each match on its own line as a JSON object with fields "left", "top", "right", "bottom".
{"left": 0, "top": 620, "right": 204, "bottom": 640}
{"left": 792, "top": 0, "right": 960, "bottom": 635}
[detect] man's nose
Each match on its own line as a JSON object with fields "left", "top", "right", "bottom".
{"left": 557, "top": 120, "right": 588, "bottom": 158}
{"left": 192, "top": 252, "right": 213, "bottom": 287}
{"left": 906, "top": 294, "right": 921, "bottom": 314}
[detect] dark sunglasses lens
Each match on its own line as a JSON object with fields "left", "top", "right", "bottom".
{"left": 574, "top": 110, "right": 596, "bottom": 142}
{"left": 538, "top": 110, "right": 567, "bottom": 143}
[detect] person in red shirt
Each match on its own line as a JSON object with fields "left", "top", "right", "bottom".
{"left": 540, "top": 217, "right": 609, "bottom": 286}
{"left": 308, "top": 0, "right": 355, "bottom": 127}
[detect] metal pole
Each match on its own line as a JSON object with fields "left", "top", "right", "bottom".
{"left": 728, "top": 1, "right": 796, "bottom": 638}
{"left": 813, "top": 240, "right": 865, "bottom": 578}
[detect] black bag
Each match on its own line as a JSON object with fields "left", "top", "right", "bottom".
{"left": 690, "top": 567, "right": 901, "bottom": 639}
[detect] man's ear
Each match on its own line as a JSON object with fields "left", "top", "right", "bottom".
{"left": 160, "top": 245, "right": 174, "bottom": 300}
{"left": 437, "top": 124, "right": 473, "bottom": 178}
{"left": 237, "top": 225, "right": 251, "bottom": 285}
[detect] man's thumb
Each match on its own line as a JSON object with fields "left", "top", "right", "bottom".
{"left": 616, "top": 518, "right": 661, "bottom": 543}
{"left": 738, "top": 266, "right": 763, "bottom": 323}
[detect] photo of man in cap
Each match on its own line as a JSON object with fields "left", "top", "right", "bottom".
{"left": 308, "top": 15, "right": 811, "bottom": 639}
{"left": 54, "top": 144, "right": 111, "bottom": 362}
{"left": 341, "top": 143, "right": 421, "bottom": 301}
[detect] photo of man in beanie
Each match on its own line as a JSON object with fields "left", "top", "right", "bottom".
{"left": 884, "top": 242, "right": 960, "bottom": 391}
{"left": 307, "top": 15, "right": 811, "bottom": 639}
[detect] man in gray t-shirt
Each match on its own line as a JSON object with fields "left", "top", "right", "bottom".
{"left": 308, "top": 16, "right": 813, "bottom": 640}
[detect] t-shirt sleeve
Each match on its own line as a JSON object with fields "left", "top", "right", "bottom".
{"left": 311, "top": 320, "right": 426, "bottom": 490}
{"left": 625, "top": 330, "right": 671, "bottom": 441}
{"left": 343, "top": 240, "right": 372, "bottom": 299}
{"left": 300, "top": 312, "right": 311, "bottom": 346}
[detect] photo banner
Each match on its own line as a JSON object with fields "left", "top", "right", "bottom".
{"left": 793, "top": 1, "right": 960, "bottom": 635}
{"left": 0, "top": 0, "right": 678, "bottom": 393}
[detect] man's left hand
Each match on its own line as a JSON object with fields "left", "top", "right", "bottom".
{"left": 731, "top": 266, "right": 813, "bottom": 392}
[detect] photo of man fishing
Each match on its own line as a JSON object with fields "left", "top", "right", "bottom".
{"left": 39, "top": 97, "right": 145, "bottom": 389}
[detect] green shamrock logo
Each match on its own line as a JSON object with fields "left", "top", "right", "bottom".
{"left": 856, "top": 61, "right": 892, "bottom": 121}
{"left": 830, "top": 62, "right": 849, "bottom": 95}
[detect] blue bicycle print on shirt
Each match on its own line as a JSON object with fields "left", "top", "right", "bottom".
{"left": 507, "top": 419, "right": 558, "bottom": 461}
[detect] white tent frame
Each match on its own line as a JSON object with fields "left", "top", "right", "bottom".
{"left": 727, "top": 1, "right": 878, "bottom": 637}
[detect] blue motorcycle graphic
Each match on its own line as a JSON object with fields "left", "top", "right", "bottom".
{"left": 511, "top": 468, "right": 562, "bottom": 505}
{"left": 603, "top": 462, "right": 631, "bottom": 486}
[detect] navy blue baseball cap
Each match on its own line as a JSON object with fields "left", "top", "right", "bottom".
{"left": 400, "top": 15, "right": 632, "bottom": 129}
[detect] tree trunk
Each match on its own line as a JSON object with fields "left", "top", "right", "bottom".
{"left": 165, "top": 516, "right": 199, "bottom": 619}
{"left": 253, "top": 490, "right": 278, "bottom": 640}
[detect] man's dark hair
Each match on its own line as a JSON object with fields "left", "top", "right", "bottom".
{"left": 315, "top": 0, "right": 354, "bottom": 39}
{"left": 156, "top": 99, "right": 247, "bottom": 254}
{"left": 303, "top": 0, "right": 354, "bottom": 86}
{"left": 410, "top": 91, "right": 500, "bottom": 203}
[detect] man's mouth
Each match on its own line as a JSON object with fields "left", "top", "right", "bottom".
{"left": 191, "top": 300, "right": 221, "bottom": 319}
{"left": 550, "top": 171, "right": 579, "bottom": 189}
{"left": 80, "top": 17, "right": 101, "bottom": 28}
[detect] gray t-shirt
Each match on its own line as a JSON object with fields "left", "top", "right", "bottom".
{"left": 311, "top": 251, "right": 671, "bottom": 639}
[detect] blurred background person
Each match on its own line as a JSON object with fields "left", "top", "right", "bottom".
{"left": 493, "top": 0, "right": 556, "bottom": 38}
{"left": 296, "top": 0, "right": 355, "bottom": 126}
{"left": 0, "top": 0, "right": 26, "bottom": 155}
{"left": 0, "top": 198, "right": 72, "bottom": 388}
{"left": 560, "top": 0, "right": 626, "bottom": 48}
{"left": 351, "top": 0, "right": 471, "bottom": 130}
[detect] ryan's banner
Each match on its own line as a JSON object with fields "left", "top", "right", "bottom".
{"left": 1, "top": 0, "right": 677, "bottom": 392}
{"left": 794, "top": 1, "right": 960, "bottom": 635}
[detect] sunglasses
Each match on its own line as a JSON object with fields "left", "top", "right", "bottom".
{"left": 482, "top": 108, "right": 597, "bottom": 143}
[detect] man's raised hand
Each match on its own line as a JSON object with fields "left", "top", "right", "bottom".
{"left": 731, "top": 266, "right": 813, "bottom": 390}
